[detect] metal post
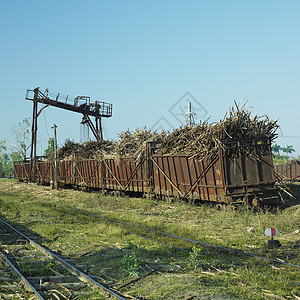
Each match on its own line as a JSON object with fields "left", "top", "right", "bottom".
{"left": 98, "top": 117, "right": 103, "bottom": 140}
{"left": 185, "top": 101, "right": 195, "bottom": 126}
{"left": 94, "top": 102, "right": 103, "bottom": 141}
{"left": 30, "top": 88, "right": 39, "bottom": 182}
{"left": 52, "top": 124, "right": 58, "bottom": 189}
{"left": 188, "top": 102, "right": 192, "bottom": 126}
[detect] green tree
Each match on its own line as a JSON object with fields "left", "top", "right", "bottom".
{"left": 0, "top": 140, "right": 6, "bottom": 152}
{"left": 0, "top": 154, "right": 9, "bottom": 177}
{"left": 10, "top": 151, "right": 23, "bottom": 162}
{"left": 0, "top": 140, "right": 7, "bottom": 177}
{"left": 0, "top": 140, "right": 12, "bottom": 177}
{"left": 44, "top": 138, "right": 55, "bottom": 157}
{"left": 271, "top": 144, "right": 281, "bottom": 154}
{"left": 281, "top": 145, "right": 295, "bottom": 161}
{"left": 271, "top": 143, "right": 285, "bottom": 164}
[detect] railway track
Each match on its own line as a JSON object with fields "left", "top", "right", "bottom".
{"left": 1, "top": 195, "right": 299, "bottom": 298}
{"left": 0, "top": 218, "right": 128, "bottom": 299}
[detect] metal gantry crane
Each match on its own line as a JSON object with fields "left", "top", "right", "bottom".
{"left": 26, "top": 87, "right": 113, "bottom": 180}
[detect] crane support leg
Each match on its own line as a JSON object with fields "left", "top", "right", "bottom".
{"left": 30, "top": 91, "right": 39, "bottom": 181}
{"left": 95, "top": 117, "right": 103, "bottom": 141}
{"left": 83, "top": 115, "right": 102, "bottom": 142}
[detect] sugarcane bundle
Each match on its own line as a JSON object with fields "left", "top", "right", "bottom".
{"left": 57, "top": 139, "right": 82, "bottom": 160}
{"left": 47, "top": 128, "right": 166, "bottom": 161}
{"left": 46, "top": 102, "right": 278, "bottom": 161}
{"left": 113, "top": 127, "right": 167, "bottom": 158}
{"left": 158, "top": 120, "right": 216, "bottom": 158}
{"left": 48, "top": 139, "right": 114, "bottom": 161}
{"left": 82, "top": 140, "right": 115, "bottom": 159}
{"left": 159, "top": 102, "right": 279, "bottom": 159}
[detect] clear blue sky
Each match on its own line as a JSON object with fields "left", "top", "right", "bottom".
{"left": 1, "top": 0, "right": 299, "bottom": 156}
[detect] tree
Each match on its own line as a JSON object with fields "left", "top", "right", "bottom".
{"left": 0, "top": 140, "right": 7, "bottom": 177}
{"left": 271, "top": 143, "right": 288, "bottom": 164}
{"left": 0, "top": 140, "right": 6, "bottom": 152}
{"left": 0, "top": 140, "right": 14, "bottom": 177}
{"left": 44, "top": 138, "right": 55, "bottom": 157}
{"left": 281, "top": 145, "right": 295, "bottom": 161}
{"left": 286, "top": 145, "right": 296, "bottom": 156}
{"left": 271, "top": 144, "right": 281, "bottom": 154}
{"left": 0, "top": 154, "right": 10, "bottom": 177}
{"left": 10, "top": 151, "right": 23, "bottom": 162}
{"left": 4, "top": 151, "right": 23, "bottom": 178}
{"left": 271, "top": 143, "right": 282, "bottom": 160}
{"left": 10, "top": 118, "right": 31, "bottom": 160}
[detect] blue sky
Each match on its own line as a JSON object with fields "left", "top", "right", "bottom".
{"left": 1, "top": 0, "right": 299, "bottom": 156}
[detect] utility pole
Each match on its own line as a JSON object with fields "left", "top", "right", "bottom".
{"left": 52, "top": 124, "right": 58, "bottom": 189}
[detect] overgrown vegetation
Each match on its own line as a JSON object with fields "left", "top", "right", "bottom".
{"left": 0, "top": 179, "right": 299, "bottom": 299}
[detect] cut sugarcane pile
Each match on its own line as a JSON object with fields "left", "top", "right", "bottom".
{"left": 55, "top": 139, "right": 114, "bottom": 160}
{"left": 159, "top": 102, "right": 279, "bottom": 158}
{"left": 113, "top": 127, "right": 167, "bottom": 158}
{"left": 47, "top": 102, "right": 278, "bottom": 161}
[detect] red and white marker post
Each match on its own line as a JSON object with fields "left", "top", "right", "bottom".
{"left": 265, "top": 228, "right": 281, "bottom": 248}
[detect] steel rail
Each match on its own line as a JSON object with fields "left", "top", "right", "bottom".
{"left": 0, "top": 250, "right": 44, "bottom": 299}
{"left": 0, "top": 218, "right": 128, "bottom": 300}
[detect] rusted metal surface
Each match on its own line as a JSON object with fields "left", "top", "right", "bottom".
{"left": 224, "top": 153, "right": 278, "bottom": 204}
{"left": 151, "top": 154, "right": 225, "bottom": 201}
{"left": 14, "top": 140, "right": 279, "bottom": 205}
{"left": 36, "top": 161, "right": 52, "bottom": 183}
{"left": 14, "top": 161, "right": 31, "bottom": 181}
{"left": 26, "top": 87, "right": 114, "bottom": 187}
{"left": 102, "top": 158, "right": 146, "bottom": 192}
{"left": 26, "top": 88, "right": 112, "bottom": 118}
{"left": 274, "top": 161, "right": 300, "bottom": 182}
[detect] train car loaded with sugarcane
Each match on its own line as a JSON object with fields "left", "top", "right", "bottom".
{"left": 14, "top": 101, "right": 280, "bottom": 206}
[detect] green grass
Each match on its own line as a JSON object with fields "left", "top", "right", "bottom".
{"left": 0, "top": 179, "right": 299, "bottom": 299}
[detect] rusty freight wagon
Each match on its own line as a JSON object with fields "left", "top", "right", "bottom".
{"left": 14, "top": 138, "right": 279, "bottom": 206}
{"left": 274, "top": 160, "right": 300, "bottom": 182}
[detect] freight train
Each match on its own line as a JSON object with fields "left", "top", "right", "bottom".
{"left": 14, "top": 138, "right": 280, "bottom": 206}
{"left": 274, "top": 161, "right": 300, "bottom": 182}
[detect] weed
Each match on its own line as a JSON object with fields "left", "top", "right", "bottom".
{"left": 188, "top": 246, "right": 203, "bottom": 270}
{"left": 122, "top": 252, "right": 140, "bottom": 277}
{"left": 122, "top": 239, "right": 142, "bottom": 277}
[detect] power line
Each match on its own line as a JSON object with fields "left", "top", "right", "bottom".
{"left": 43, "top": 110, "right": 50, "bottom": 139}
{"left": 278, "top": 135, "right": 300, "bottom": 139}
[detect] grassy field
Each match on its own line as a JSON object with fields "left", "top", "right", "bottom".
{"left": 0, "top": 179, "right": 299, "bottom": 299}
